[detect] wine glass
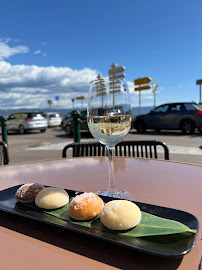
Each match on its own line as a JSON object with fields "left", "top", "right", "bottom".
{"left": 87, "top": 76, "right": 133, "bottom": 200}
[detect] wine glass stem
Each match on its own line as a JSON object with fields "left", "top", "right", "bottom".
{"left": 107, "top": 146, "right": 116, "bottom": 195}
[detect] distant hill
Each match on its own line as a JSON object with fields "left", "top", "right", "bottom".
{"left": 0, "top": 106, "right": 153, "bottom": 118}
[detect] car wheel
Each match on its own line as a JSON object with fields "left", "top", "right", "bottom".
{"left": 135, "top": 120, "right": 146, "bottom": 132}
{"left": 19, "top": 125, "right": 25, "bottom": 134}
{"left": 180, "top": 119, "right": 195, "bottom": 134}
{"left": 65, "top": 125, "right": 72, "bottom": 135}
{"left": 40, "top": 129, "right": 46, "bottom": 133}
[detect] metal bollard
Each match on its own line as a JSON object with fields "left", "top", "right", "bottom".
{"left": 0, "top": 115, "right": 9, "bottom": 165}
{"left": 0, "top": 116, "right": 8, "bottom": 145}
{"left": 71, "top": 110, "right": 81, "bottom": 142}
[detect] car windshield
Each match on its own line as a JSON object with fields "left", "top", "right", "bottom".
{"left": 65, "top": 113, "right": 71, "bottom": 118}
{"left": 28, "top": 113, "right": 44, "bottom": 118}
{"left": 49, "top": 113, "right": 60, "bottom": 118}
{"left": 153, "top": 105, "right": 169, "bottom": 113}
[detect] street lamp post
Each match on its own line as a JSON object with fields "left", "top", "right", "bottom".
{"left": 152, "top": 82, "right": 158, "bottom": 108}
{"left": 196, "top": 80, "right": 202, "bottom": 103}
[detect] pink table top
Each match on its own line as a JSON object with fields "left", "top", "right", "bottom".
{"left": 0, "top": 157, "right": 201, "bottom": 269}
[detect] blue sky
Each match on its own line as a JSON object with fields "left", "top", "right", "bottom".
{"left": 0, "top": 0, "right": 202, "bottom": 110}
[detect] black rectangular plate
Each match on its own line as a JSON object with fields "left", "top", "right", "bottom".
{"left": 0, "top": 185, "right": 199, "bottom": 257}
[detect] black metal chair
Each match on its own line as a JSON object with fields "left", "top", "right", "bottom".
{"left": 0, "top": 141, "right": 10, "bottom": 165}
{"left": 62, "top": 140, "right": 169, "bottom": 160}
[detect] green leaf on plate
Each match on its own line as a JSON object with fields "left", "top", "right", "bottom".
{"left": 25, "top": 202, "right": 196, "bottom": 238}
{"left": 119, "top": 211, "right": 196, "bottom": 237}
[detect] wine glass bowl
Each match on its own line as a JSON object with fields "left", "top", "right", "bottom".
{"left": 87, "top": 77, "right": 133, "bottom": 200}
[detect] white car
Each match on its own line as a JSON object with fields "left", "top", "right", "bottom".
{"left": 45, "top": 112, "right": 62, "bottom": 127}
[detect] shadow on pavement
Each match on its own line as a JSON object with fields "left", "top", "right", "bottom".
{"left": 130, "top": 129, "right": 202, "bottom": 138}
{"left": 56, "top": 132, "right": 93, "bottom": 139}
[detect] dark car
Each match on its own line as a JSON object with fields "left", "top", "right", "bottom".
{"left": 133, "top": 102, "right": 202, "bottom": 134}
{"left": 61, "top": 112, "right": 72, "bottom": 129}
{"left": 64, "top": 110, "right": 89, "bottom": 135}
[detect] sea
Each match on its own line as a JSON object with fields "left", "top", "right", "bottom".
{"left": 0, "top": 106, "right": 153, "bottom": 118}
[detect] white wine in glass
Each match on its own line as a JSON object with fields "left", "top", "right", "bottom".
{"left": 87, "top": 77, "right": 133, "bottom": 200}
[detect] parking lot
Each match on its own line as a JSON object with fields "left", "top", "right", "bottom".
{"left": 3, "top": 127, "right": 202, "bottom": 165}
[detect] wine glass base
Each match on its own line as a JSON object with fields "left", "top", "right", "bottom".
{"left": 96, "top": 190, "right": 133, "bottom": 201}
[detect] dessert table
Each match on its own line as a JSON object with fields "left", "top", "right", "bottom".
{"left": 0, "top": 157, "right": 201, "bottom": 270}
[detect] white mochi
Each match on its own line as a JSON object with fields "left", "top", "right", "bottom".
{"left": 35, "top": 187, "right": 69, "bottom": 209}
{"left": 100, "top": 200, "right": 141, "bottom": 230}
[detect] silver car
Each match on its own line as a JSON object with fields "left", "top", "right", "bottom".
{"left": 7, "top": 112, "right": 48, "bottom": 134}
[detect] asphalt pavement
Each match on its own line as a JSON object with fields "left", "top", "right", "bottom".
{"left": 2, "top": 127, "right": 202, "bottom": 165}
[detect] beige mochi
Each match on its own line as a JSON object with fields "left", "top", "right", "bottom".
{"left": 35, "top": 187, "right": 69, "bottom": 209}
{"left": 100, "top": 200, "right": 141, "bottom": 230}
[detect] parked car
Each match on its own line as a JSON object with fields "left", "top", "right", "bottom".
{"left": 7, "top": 112, "right": 48, "bottom": 134}
{"left": 64, "top": 110, "right": 89, "bottom": 135}
{"left": 61, "top": 112, "right": 72, "bottom": 129}
{"left": 45, "top": 112, "right": 62, "bottom": 127}
{"left": 133, "top": 102, "right": 202, "bottom": 134}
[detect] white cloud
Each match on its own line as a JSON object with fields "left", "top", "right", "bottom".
{"left": 127, "top": 81, "right": 134, "bottom": 94}
{"left": 34, "top": 50, "right": 41, "bottom": 55}
{"left": 0, "top": 60, "right": 98, "bottom": 109}
{"left": 0, "top": 37, "right": 12, "bottom": 43}
{"left": 0, "top": 41, "right": 29, "bottom": 60}
{"left": 0, "top": 38, "right": 153, "bottom": 109}
{"left": 0, "top": 60, "right": 155, "bottom": 109}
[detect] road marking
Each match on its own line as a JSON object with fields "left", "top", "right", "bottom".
{"left": 27, "top": 142, "right": 74, "bottom": 150}
{"left": 26, "top": 142, "right": 202, "bottom": 155}
{"left": 168, "top": 145, "right": 202, "bottom": 155}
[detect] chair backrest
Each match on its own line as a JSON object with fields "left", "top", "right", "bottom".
{"left": 62, "top": 140, "right": 169, "bottom": 160}
{"left": 0, "top": 141, "right": 10, "bottom": 165}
